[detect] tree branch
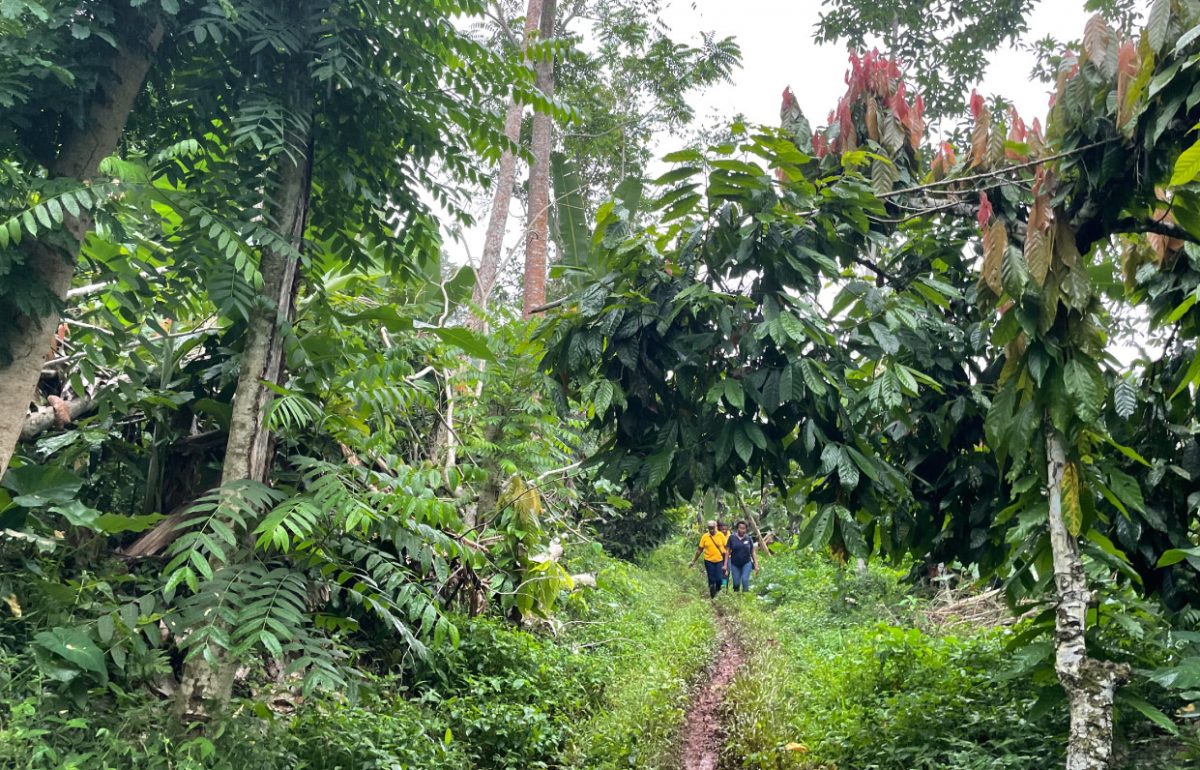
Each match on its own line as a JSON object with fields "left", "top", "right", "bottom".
{"left": 879, "top": 140, "right": 1118, "bottom": 199}
{"left": 1111, "top": 217, "right": 1200, "bottom": 245}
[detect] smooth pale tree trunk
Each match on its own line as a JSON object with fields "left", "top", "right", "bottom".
{"left": 1045, "top": 427, "right": 1129, "bottom": 770}
{"left": 471, "top": 0, "right": 546, "bottom": 328}
{"left": 0, "top": 9, "right": 163, "bottom": 478}
{"left": 174, "top": 52, "right": 314, "bottom": 722}
{"left": 522, "top": 0, "right": 557, "bottom": 318}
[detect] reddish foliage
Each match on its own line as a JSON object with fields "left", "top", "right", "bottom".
{"left": 1116, "top": 39, "right": 1138, "bottom": 126}
{"left": 1006, "top": 108, "right": 1028, "bottom": 160}
{"left": 781, "top": 86, "right": 798, "bottom": 113}
{"left": 977, "top": 191, "right": 994, "bottom": 229}
{"left": 969, "top": 89, "right": 985, "bottom": 121}
{"left": 821, "top": 49, "right": 918, "bottom": 155}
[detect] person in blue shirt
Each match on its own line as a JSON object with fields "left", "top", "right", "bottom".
{"left": 724, "top": 520, "right": 758, "bottom": 592}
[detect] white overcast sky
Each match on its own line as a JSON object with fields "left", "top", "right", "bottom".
{"left": 657, "top": 0, "right": 1097, "bottom": 154}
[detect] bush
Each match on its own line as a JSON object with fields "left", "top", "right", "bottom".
{"left": 0, "top": 539, "right": 720, "bottom": 770}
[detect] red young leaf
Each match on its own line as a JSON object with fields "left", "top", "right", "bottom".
{"left": 977, "top": 191, "right": 993, "bottom": 229}
{"left": 813, "top": 132, "right": 828, "bottom": 157}
{"left": 982, "top": 220, "right": 1007, "bottom": 295}
{"left": 909, "top": 94, "right": 925, "bottom": 147}
{"left": 1116, "top": 39, "right": 1138, "bottom": 128}
{"left": 866, "top": 98, "right": 880, "bottom": 142}
{"left": 969, "top": 89, "right": 985, "bottom": 120}
{"left": 1083, "top": 14, "right": 1114, "bottom": 69}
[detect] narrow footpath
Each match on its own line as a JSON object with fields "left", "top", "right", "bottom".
{"left": 680, "top": 609, "right": 743, "bottom": 770}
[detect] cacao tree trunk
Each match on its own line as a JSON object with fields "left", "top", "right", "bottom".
{"left": 1045, "top": 426, "right": 1129, "bottom": 770}
{"left": 471, "top": 0, "right": 546, "bottom": 328}
{"left": 0, "top": 9, "right": 163, "bottom": 478}
{"left": 174, "top": 51, "right": 314, "bottom": 722}
{"left": 522, "top": 0, "right": 557, "bottom": 318}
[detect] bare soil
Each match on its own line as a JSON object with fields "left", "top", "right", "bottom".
{"left": 680, "top": 609, "right": 743, "bottom": 770}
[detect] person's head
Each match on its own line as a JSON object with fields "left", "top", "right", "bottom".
{"left": 706, "top": 519, "right": 717, "bottom": 533}
{"left": 718, "top": 521, "right": 729, "bottom": 533}
{"left": 736, "top": 520, "right": 748, "bottom": 535}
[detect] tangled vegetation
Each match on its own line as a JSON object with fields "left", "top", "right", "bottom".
{"left": 4, "top": 1, "right": 1200, "bottom": 768}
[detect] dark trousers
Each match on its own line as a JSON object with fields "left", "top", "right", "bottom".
{"left": 704, "top": 560, "right": 724, "bottom": 598}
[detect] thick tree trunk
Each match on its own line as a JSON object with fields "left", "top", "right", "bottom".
{"left": 522, "top": 0, "right": 557, "bottom": 318}
{"left": 1045, "top": 427, "right": 1129, "bottom": 770}
{"left": 174, "top": 53, "right": 314, "bottom": 722}
{"left": 471, "top": 0, "right": 545, "bottom": 328}
{"left": 0, "top": 9, "right": 163, "bottom": 478}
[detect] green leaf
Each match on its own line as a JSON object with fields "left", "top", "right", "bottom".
{"left": 1171, "top": 350, "right": 1200, "bottom": 400}
{"left": 49, "top": 500, "right": 101, "bottom": 528}
{"left": 1119, "top": 693, "right": 1180, "bottom": 735}
{"left": 778, "top": 313, "right": 806, "bottom": 344}
{"left": 1107, "top": 467, "right": 1146, "bottom": 515}
{"left": 1113, "top": 378, "right": 1138, "bottom": 419}
{"left": 33, "top": 627, "right": 107, "bottom": 684}
{"left": 837, "top": 448, "right": 860, "bottom": 489}
{"left": 661, "top": 149, "right": 704, "bottom": 164}
{"left": 1157, "top": 547, "right": 1200, "bottom": 568}
{"left": 1063, "top": 357, "right": 1106, "bottom": 424}
{"left": 550, "top": 152, "right": 591, "bottom": 269}
{"left": 723, "top": 379, "right": 745, "bottom": 411}
{"left": 2, "top": 465, "right": 84, "bottom": 508}
{"left": 800, "top": 506, "right": 834, "bottom": 549}
{"left": 432, "top": 327, "right": 495, "bottom": 362}
{"left": 1171, "top": 140, "right": 1200, "bottom": 186}
{"left": 1164, "top": 290, "right": 1197, "bottom": 323}
{"left": 653, "top": 166, "right": 702, "bottom": 186}
{"left": 836, "top": 506, "right": 867, "bottom": 558}
{"left": 799, "top": 360, "right": 827, "bottom": 397}
{"left": 593, "top": 380, "right": 614, "bottom": 417}
{"left": 646, "top": 449, "right": 673, "bottom": 488}
{"left": 1148, "top": 0, "right": 1172, "bottom": 54}
{"left": 732, "top": 425, "right": 753, "bottom": 464}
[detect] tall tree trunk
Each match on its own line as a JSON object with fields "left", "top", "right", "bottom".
{"left": 470, "top": 0, "right": 545, "bottom": 328}
{"left": 522, "top": 0, "right": 557, "bottom": 318}
{"left": 0, "top": 8, "right": 163, "bottom": 478}
{"left": 174, "top": 52, "right": 314, "bottom": 722}
{"left": 1045, "top": 426, "right": 1129, "bottom": 770}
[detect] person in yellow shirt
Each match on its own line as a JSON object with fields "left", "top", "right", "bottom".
{"left": 689, "top": 520, "right": 729, "bottom": 598}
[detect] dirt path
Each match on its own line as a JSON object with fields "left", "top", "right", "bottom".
{"left": 680, "top": 609, "right": 743, "bottom": 770}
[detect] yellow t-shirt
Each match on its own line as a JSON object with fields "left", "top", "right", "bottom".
{"left": 699, "top": 531, "right": 728, "bottom": 562}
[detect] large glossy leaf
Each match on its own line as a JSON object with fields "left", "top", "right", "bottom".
{"left": 550, "top": 152, "right": 591, "bottom": 270}
{"left": 2, "top": 465, "right": 84, "bottom": 509}
{"left": 33, "top": 627, "right": 107, "bottom": 685}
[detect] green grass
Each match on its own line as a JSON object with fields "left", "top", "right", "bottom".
{"left": 719, "top": 550, "right": 1068, "bottom": 770}
{"left": 563, "top": 538, "right": 718, "bottom": 769}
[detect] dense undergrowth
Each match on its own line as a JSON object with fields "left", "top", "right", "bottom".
{"left": 719, "top": 551, "right": 1195, "bottom": 770}
{"left": 0, "top": 540, "right": 714, "bottom": 770}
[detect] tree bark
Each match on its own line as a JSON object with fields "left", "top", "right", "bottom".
{"left": 0, "top": 8, "right": 163, "bottom": 478}
{"left": 522, "top": 0, "right": 557, "bottom": 318}
{"left": 1045, "top": 426, "right": 1129, "bottom": 770}
{"left": 174, "top": 50, "right": 314, "bottom": 722}
{"left": 471, "top": 0, "right": 545, "bottom": 328}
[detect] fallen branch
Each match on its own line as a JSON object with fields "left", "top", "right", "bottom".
{"left": 20, "top": 396, "right": 97, "bottom": 442}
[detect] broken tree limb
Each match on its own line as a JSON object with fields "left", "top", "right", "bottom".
{"left": 20, "top": 396, "right": 97, "bottom": 441}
